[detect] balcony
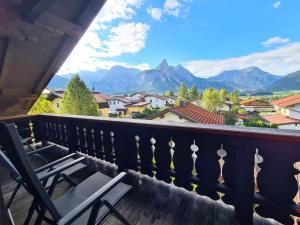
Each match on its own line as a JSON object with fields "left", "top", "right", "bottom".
{"left": 1, "top": 114, "right": 300, "bottom": 225}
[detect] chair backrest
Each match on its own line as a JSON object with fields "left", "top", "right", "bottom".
{"left": 0, "top": 149, "right": 20, "bottom": 182}
{"left": 0, "top": 122, "right": 61, "bottom": 221}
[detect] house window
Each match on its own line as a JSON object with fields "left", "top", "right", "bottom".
{"left": 57, "top": 102, "right": 59, "bottom": 108}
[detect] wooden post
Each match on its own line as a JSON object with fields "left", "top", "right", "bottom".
{"left": 234, "top": 141, "right": 255, "bottom": 225}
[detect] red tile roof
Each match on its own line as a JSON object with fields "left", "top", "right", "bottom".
{"left": 262, "top": 114, "right": 300, "bottom": 125}
{"left": 241, "top": 99, "right": 272, "bottom": 107}
{"left": 92, "top": 92, "right": 111, "bottom": 103}
{"left": 272, "top": 93, "right": 300, "bottom": 108}
{"left": 149, "top": 102, "right": 224, "bottom": 124}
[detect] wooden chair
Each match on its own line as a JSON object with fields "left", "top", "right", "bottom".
{"left": 0, "top": 149, "right": 86, "bottom": 208}
{"left": 0, "top": 122, "right": 132, "bottom": 225}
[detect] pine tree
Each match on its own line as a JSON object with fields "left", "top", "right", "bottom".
{"left": 28, "top": 94, "right": 55, "bottom": 115}
{"left": 177, "top": 82, "right": 188, "bottom": 102}
{"left": 59, "top": 74, "right": 99, "bottom": 116}
{"left": 189, "top": 83, "right": 199, "bottom": 100}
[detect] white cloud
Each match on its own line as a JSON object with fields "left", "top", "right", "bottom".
{"left": 148, "top": 0, "right": 192, "bottom": 20}
{"left": 58, "top": 22, "right": 150, "bottom": 75}
{"left": 273, "top": 1, "right": 281, "bottom": 8}
{"left": 184, "top": 42, "right": 300, "bottom": 77}
{"left": 262, "top": 36, "right": 290, "bottom": 47}
{"left": 98, "top": 22, "right": 150, "bottom": 58}
{"left": 95, "top": 0, "right": 143, "bottom": 23}
{"left": 147, "top": 7, "right": 163, "bottom": 21}
{"left": 164, "top": 0, "right": 181, "bottom": 17}
{"left": 58, "top": 0, "right": 150, "bottom": 75}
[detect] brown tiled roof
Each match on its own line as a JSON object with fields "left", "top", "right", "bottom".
{"left": 92, "top": 92, "right": 111, "bottom": 103}
{"left": 271, "top": 93, "right": 300, "bottom": 108}
{"left": 241, "top": 99, "right": 272, "bottom": 107}
{"left": 262, "top": 114, "right": 300, "bottom": 125}
{"left": 149, "top": 102, "right": 224, "bottom": 124}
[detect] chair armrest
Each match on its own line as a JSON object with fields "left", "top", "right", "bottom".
{"left": 34, "top": 153, "right": 77, "bottom": 173}
{"left": 38, "top": 157, "right": 86, "bottom": 182}
{"left": 21, "top": 136, "right": 33, "bottom": 144}
{"left": 57, "top": 172, "right": 127, "bottom": 225}
{"left": 26, "top": 144, "right": 56, "bottom": 157}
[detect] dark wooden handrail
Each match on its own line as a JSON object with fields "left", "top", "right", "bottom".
{"left": 2, "top": 114, "right": 300, "bottom": 225}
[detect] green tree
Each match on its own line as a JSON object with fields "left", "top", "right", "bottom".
{"left": 238, "top": 108, "right": 247, "bottom": 115}
{"left": 224, "top": 111, "right": 237, "bottom": 125}
{"left": 28, "top": 94, "right": 55, "bottom": 115}
{"left": 189, "top": 83, "right": 199, "bottom": 100}
{"left": 59, "top": 74, "right": 99, "bottom": 116}
{"left": 230, "top": 90, "right": 240, "bottom": 105}
{"left": 219, "top": 88, "right": 228, "bottom": 101}
{"left": 202, "top": 88, "right": 224, "bottom": 112}
{"left": 164, "top": 90, "right": 174, "bottom": 97}
{"left": 177, "top": 82, "right": 189, "bottom": 102}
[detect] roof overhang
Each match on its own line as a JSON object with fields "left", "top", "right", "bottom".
{"left": 0, "top": 0, "right": 106, "bottom": 118}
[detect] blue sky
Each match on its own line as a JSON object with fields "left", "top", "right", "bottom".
{"left": 58, "top": 0, "right": 300, "bottom": 77}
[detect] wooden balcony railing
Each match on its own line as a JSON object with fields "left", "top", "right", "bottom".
{"left": 2, "top": 114, "right": 300, "bottom": 225}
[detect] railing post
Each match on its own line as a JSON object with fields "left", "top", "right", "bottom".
{"left": 234, "top": 140, "right": 255, "bottom": 225}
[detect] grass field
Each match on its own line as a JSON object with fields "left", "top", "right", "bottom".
{"left": 240, "top": 89, "right": 300, "bottom": 101}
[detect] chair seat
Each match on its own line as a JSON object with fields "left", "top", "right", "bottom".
{"left": 54, "top": 172, "right": 132, "bottom": 225}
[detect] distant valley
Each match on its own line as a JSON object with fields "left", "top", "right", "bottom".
{"left": 48, "top": 60, "right": 300, "bottom": 94}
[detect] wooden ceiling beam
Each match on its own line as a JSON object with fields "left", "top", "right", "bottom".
{"left": 32, "top": 0, "right": 107, "bottom": 94}
{"left": 36, "top": 12, "right": 84, "bottom": 37}
{"left": 23, "top": 0, "right": 57, "bottom": 22}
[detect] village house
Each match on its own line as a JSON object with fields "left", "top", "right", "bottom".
{"left": 127, "top": 92, "right": 147, "bottom": 101}
{"left": 144, "top": 94, "right": 175, "bottom": 108}
{"left": 148, "top": 102, "right": 224, "bottom": 124}
{"left": 125, "top": 101, "right": 150, "bottom": 117}
{"left": 240, "top": 99, "right": 274, "bottom": 112}
{"left": 108, "top": 97, "right": 132, "bottom": 116}
{"left": 262, "top": 93, "right": 300, "bottom": 130}
{"left": 45, "top": 89, "right": 111, "bottom": 116}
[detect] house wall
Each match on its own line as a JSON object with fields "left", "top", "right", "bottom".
{"left": 108, "top": 99, "right": 127, "bottom": 114}
{"left": 153, "top": 112, "right": 190, "bottom": 123}
{"left": 275, "top": 104, "right": 300, "bottom": 120}
{"left": 130, "top": 94, "right": 144, "bottom": 101}
{"left": 127, "top": 105, "right": 149, "bottom": 115}
{"left": 220, "top": 104, "right": 230, "bottom": 112}
{"left": 278, "top": 124, "right": 300, "bottom": 130}
{"left": 144, "top": 96, "right": 167, "bottom": 108}
{"left": 99, "top": 108, "right": 109, "bottom": 117}
{"left": 241, "top": 105, "right": 274, "bottom": 112}
{"left": 51, "top": 98, "right": 61, "bottom": 113}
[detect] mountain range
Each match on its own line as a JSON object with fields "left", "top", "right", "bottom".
{"left": 48, "top": 60, "right": 300, "bottom": 94}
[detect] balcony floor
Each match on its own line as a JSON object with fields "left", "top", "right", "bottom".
{"left": 0, "top": 145, "right": 282, "bottom": 225}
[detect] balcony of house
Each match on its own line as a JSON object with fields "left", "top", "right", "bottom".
{"left": 1, "top": 114, "right": 300, "bottom": 225}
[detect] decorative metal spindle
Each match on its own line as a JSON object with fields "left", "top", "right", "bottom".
{"left": 29, "top": 121, "right": 35, "bottom": 143}
{"left": 100, "top": 130, "right": 105, "bottom": 160}
{"left": 190, "top": 140, "right": 199, "bottom": 191}
{"left": 76, "top": 127, "right": 80, "bottom": 146}
{"left": 110, "top": 131, "right": 116, "bottom": 164}
{"left": 293, "top": 162, "right": 300, "bottom": 224}
{"left": 217, "top": 144, "right": 227, "bottom": 200}
{"left": 150, "top": 136, "right": 157, "bottom": 178}
{"left": 254, "top": 148, "right": 263, "bottom": 212}
{"left": 168, "top": 138, "right": 176, "bottom": 184}
{"left": 64, "top": 124, "right": 67, "bottom": 142}
{"left": 135, "top": 135, "right": 141, "bottom": 172}
{"left": 83, "top": 128, "right": 87, "bottom": 148}
{"left": 91, "top": 129, "right": 96, "bottom": 156}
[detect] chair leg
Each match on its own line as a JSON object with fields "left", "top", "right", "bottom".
{"left": 23, "top": 201, "right": 36, "bottom": 225}
{"left": 87, "top": 200, "right": 103, "bottom": 225}
{"left": 6, "top": 182, "right": 21, "bottom": 208}
{"left": 102, "top": 200, "right": 132, "bottom": 225}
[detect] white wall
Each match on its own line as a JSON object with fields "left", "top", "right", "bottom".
{"left": 108, "top": 99, "right": 127, "bottom": 114}
{"left": 144, "top": 96, "right": 167, "bottom": 108}
{"left": 153, "top": 112, "right": 190, "bottom": 123}
{"left": 278, "top": 124, "right": 300, "bottom": 130}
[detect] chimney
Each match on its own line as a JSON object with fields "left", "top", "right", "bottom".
{"left": 179, "top": 100, "right": 186, "bottom": 107}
